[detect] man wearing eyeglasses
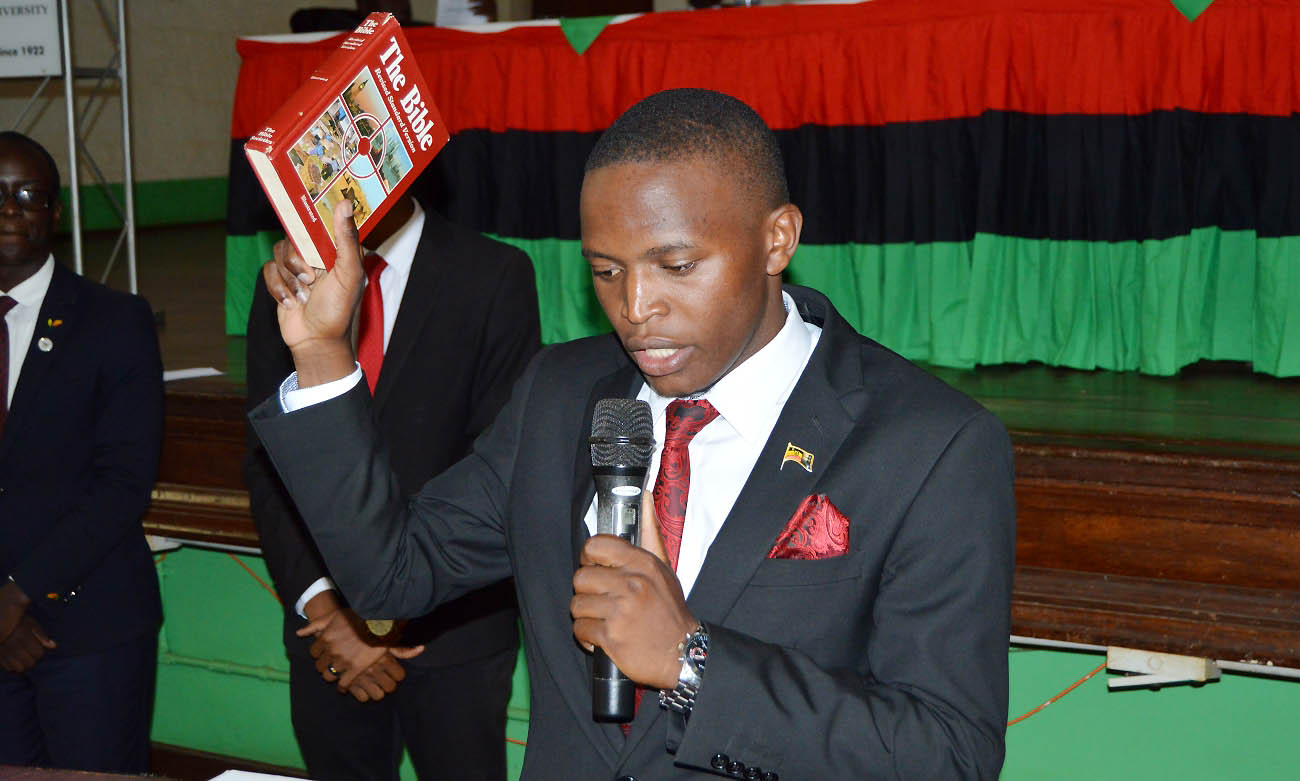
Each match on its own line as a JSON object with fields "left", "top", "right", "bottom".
{"left": 0, "top": 131, "right": 164, "bottom": 773}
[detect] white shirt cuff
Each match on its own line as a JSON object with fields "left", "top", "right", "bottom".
{"left": 279, "top": 364, "right": 364, "bottom": 413}
{"left": 295, "top": 577, "right": 338, "bottom": 619}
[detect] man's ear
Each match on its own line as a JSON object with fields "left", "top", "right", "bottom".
{"left": 764, "top": 203, "right": 802, "bottom": 277}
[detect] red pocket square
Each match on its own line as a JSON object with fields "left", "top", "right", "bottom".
{"left": 767, "top": 494, "right": 850, "bottom": 560}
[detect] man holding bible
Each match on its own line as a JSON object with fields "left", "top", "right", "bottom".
{"left": 250, "top": 89, "right": 1015, "bottom": 779}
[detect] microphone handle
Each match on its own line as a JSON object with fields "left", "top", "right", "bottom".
{"left": 592, "top": 648, "right": 636, "bottom": 722}
{"left": 590, "top": 466, "right": 645, "bottom": 723}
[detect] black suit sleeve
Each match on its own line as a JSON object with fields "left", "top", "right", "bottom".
{"left": 673, "top": 411, "right": 1016, "bottom": 779}
{"left": 243, "top": 278, "right": 332, "bottom": 611}
{"left": 247, "top": 348, "right": 540, "bottom": 620}
{"left": 10, "top": 297, "right": 163, "bottom": 599}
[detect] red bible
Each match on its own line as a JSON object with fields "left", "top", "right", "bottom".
{"left": 244, "top": 13, "right": 448, "bottom": 270}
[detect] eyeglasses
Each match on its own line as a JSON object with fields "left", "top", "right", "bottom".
{"left": 0, "top": 184, "right": 56, "bottom": 212}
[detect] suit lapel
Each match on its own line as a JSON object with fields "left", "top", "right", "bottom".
{"left": 370, "top": 215, "right": 446, "bottom": 413}
{"left": 0, "top": 264, "right": 78, "bottom": 459}
{"left": 687, "top": 290, "right": 869, "bottom": 627}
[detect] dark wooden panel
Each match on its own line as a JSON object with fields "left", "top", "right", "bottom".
{"left": 1013, "top": 566, "right": 1300, "bottom": 668}
{"left": 159, "top": 391, "right": 249, "bottom": 491}
{"left": 146, "top": 483, "right": 257, "bottom": 548}
{"left": 151, "top": 742, "right": 308, "bottom": 780}
{"left": 1015, "top": 479, "right": 1300, "bottom": 590}
{"left": 1012, "top": 433, "right": 1300, "bottom": 501}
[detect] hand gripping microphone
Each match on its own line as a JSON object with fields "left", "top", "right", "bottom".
{"left": 588, "top": 398, "right": 655, "bottom": 723}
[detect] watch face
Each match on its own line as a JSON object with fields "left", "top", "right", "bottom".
{"left": 687, "top": 644, "right": 707, "bottom": 663}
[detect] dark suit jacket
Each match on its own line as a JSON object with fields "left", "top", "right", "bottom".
{"left": 244, "top": 206, "right": 540, "bottom": 664}
{"left": 1, "top": 262, "right": 163, "bottom": 656}
{"left": 251, "top": 285, "right": 1016, "bottom": 779}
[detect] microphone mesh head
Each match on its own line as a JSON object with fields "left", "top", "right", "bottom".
{"left": 590, "top": 398, "right": 655, "bottom": 468}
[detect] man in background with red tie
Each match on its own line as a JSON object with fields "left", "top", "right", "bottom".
{"left": 244, "top": 190, "right": 540, "bottom": 780}
{"left": 250, "top": 89, "right": 1015, "bottom": 778}
{"left": 0, "top": 131, "right": 163, "bottom": 772}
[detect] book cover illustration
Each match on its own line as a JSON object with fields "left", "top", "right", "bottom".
{"left": 288, "top": 71, "right": 416, "bottom": 243}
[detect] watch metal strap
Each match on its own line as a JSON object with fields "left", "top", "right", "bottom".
{"left": 659, "top": 623, "right": 707, "bottom": 717}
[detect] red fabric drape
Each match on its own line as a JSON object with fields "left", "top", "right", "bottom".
{"left": 232, "top": 0, "right": 1300, "bottom": 139}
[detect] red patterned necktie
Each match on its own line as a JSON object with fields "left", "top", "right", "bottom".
{"left": 0, "top": 295, "right": 15, "bottom": 437}
{"left": 622, "top": 398, "right": 720, "bottom": 736}
{"left": 356, "top": 253, "right": 386, "bottom": 394}
{"left": 653, "top": 399, "right": 721, "bottom": 571}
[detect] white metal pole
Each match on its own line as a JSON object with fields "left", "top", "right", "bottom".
{"left": 116, "top": 0, "right": 136, "bottom": 294}
{"left": 59, "top": 0, "right": 82, "bottom": 276}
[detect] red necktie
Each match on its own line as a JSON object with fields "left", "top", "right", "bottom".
{"left": 356, "top": 253, "right": 386, "bottom": 394}
{"left": 653, "top": 399, "right": 720, "bottom": 572}
{"left": 0, "top": 296, "right": 15, "bottom": 437}
{"left": 622, "top": 399, "right": 720, "bottom": 735}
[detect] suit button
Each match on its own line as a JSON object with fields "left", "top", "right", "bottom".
{"left": 616, "top": 776, "right": 636, "bottom": 781}
{"left": 744, "top": 768, "right": 763, "bottom": 780}
{"left": 763, "top": 773, "right": 779, "bottom": 781}
{"left": 711, "top": 754, "right": 729, "bottom": 770}
{"left": 726, "top": 760, "right": 746, "bottom": 775}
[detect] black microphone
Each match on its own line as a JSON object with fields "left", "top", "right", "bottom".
{"left": 588, "top": 397, "right": 655, "bottom": 723}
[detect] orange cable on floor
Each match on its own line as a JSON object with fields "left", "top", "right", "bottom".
{"left": 227, "top": 552, "right": 283, "bottom": 606}
{"left": 1007, "top": 660, "right": 1107, "bottom": 726}
{"left": 506, "top": 737, "right": 527, "bottom": 746}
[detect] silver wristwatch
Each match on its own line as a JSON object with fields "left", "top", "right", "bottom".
{"left": 659, "top": 623, "right": 708, "bottom": 718}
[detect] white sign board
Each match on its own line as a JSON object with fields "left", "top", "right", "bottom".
{"left": 0, "top": 1, "right": 63, "bottom": 78}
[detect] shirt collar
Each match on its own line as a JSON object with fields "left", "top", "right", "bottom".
{"left": 2, "top": 255, "right": 55, "bottom": 307}
{"left": 641, "top": 291, "right": 814, "bottom": 445}
{"left": 367, "top": 199, "right": 424, "bottom": 278}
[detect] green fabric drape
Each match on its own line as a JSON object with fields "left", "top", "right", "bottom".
{"left": 489, "top": 229, "right": 1299, "bottom": 376}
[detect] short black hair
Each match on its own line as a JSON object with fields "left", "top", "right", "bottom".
{"left": 584, "top": 88, "right": 789, "bottom": 210}
{"left": 0, "top": 130, "right": 61, "bottom": 194}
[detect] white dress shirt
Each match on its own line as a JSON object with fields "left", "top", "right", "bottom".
{"left": 583, "top": 291, "right": 821, "bottom": 597}
{"left": 290, "top": 202, "right": 425, "bottom": 616}
{"left": 365, "top": 200, "right": 424, "bottom": 352}
{"left": 2, "top": 256, "right": 55, "bottom": 407}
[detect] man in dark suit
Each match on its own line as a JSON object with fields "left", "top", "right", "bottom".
{"left": 245, "top": 191, "right": 539, "bottom": 780}
{"left": 251, "top": 89, "right": 1015, "bottom": 778}
{"left": 0, "top": 131, "right": 163, "bottom": 772}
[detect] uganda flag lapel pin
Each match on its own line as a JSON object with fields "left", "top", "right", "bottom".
{"left": 781, "top": 442, "right": 814, "bottom": 473}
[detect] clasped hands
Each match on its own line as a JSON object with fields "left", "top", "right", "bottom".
{"left": 0, "top": 580, "right": 56, "bottom": 673}
{"left": 296, "top": 590, "right": 425, "bottom": 703}
{"left": 571, "top": 493, "right": 699, "bottom": 691}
